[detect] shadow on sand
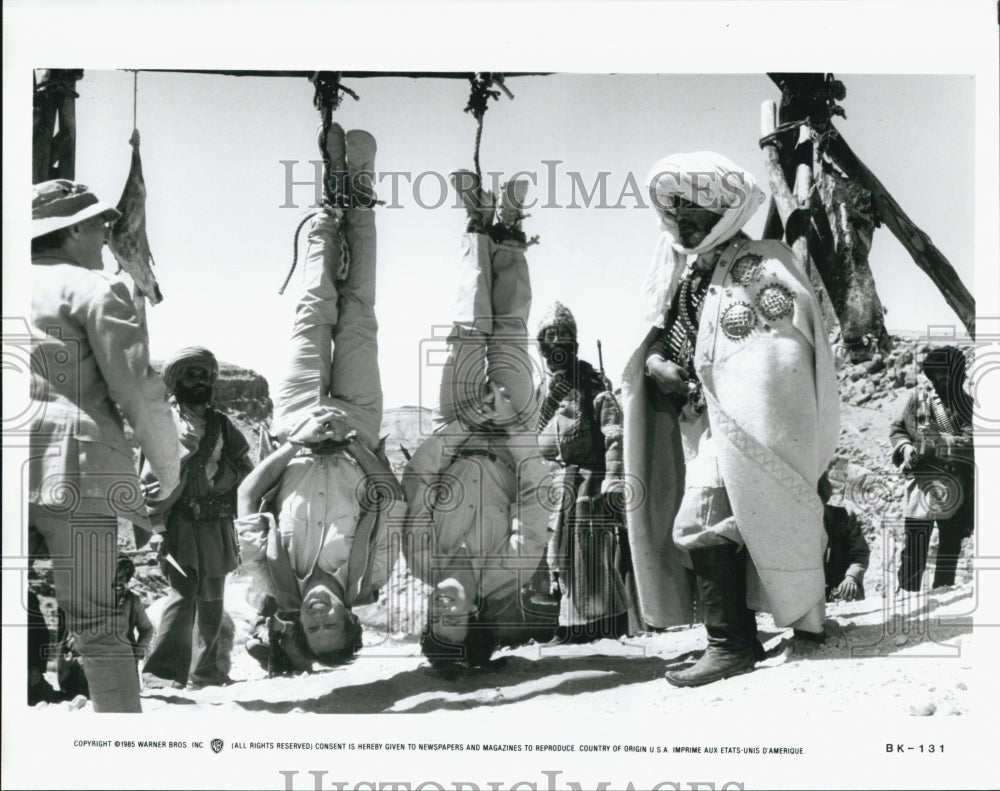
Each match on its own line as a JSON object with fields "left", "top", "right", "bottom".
{"left": 233, "top": 651, "right": 674, "bottom": 714}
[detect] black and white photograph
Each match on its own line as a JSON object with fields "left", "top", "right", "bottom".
{"left": 3, "top": 2, "right": 999, "bottom": 790}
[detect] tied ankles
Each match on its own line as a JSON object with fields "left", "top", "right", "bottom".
{"left": 496, "top": 178, "right": 528, "bottom": 227}
{"left": 322, "top": 123, "right": 379, "bottom": 209}
{"left": 451, "top": 172, "right": 539, "bottom": 249}
{"left": 493, "top": 178, "right": 537, "bottom": 249}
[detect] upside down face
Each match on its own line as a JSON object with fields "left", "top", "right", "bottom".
{"left": 300, "top": 583, "right": 349, "bottom": 654}
{"left": 430, "top": 577, "right": 475, "bottom": 644}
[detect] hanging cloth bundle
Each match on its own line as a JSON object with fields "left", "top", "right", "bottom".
{"left": 278, "top": 72, "right": 359, "bottom": 294}
{"left": 108, "top": 71, "right": 164, "bottom": 323}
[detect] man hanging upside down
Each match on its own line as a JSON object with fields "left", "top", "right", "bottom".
{"left": 235, "top": 124, "right": 402, "bottom": 673}
{"left": 402, "top": 171, "right": 559, "bottom": 673}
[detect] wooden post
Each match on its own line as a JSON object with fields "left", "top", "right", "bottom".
{"left": 759, "top": 100, "right": 797, "bottom": 225}
{"left": 32, "top": 69, "right": 82, "bottom": 183}
{"left": 760, "top": 100, "right": 839, "bottom": 337}
{"left": 53, "top": 87, "right": 78, "bottom": 180}
{"left": 826, "top": 133, "right": 975, "bottom": 338}
{"left": 32, "top": 73, "right": 57, "bottom": 184}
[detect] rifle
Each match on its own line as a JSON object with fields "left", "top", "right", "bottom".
{"left": 597, "top": 340, "right": 614, "bottom": 393}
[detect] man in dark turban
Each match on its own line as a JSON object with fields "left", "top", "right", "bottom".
{"left": 535, "top": 301, "right": 631, "bottom": 642}
{"left": 142, "top": 346, "right": 253, "bottom": 689}
{"left": 890, "top": 345, "right": 974, "bottom": 592}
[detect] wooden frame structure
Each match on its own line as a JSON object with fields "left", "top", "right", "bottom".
{"left": 32, "top": 69, "right": 975, "bottom": 357}
{"left": 759, "top": 73, "right": 974, "bottom": 360}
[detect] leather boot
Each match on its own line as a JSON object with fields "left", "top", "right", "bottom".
{"left": 320, "top": 122, "right": 347, "bottom": 205}
{"left": 450, "top": 169, "right": 495, "bottom": 234}
{"left": 345, "top": 130, "right": 377, "bottom": 208}
{"left": 665, "top": 542, "right": 757, "bottom": 687}
{"left": 490, "top": 178, "right": 529, "bottom": 247}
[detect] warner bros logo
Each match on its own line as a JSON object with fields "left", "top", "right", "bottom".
{"left": 210, "top": 739, "right": 224, "bottom": 754}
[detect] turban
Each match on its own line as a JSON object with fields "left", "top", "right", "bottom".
{"left": 536, "top": 301, "right": 578, "bottom": 344}
{"left": 162, "top": 346, "right": 218, "bottom": 392}
{"left": 642, "top": 152, "right": 766, "bottom": 327}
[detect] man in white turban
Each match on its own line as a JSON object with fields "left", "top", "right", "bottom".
{"left": 622, "top": 152, "right": 840, "bottom": 686}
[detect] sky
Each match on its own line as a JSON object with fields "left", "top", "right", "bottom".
{"left": 64, "top": 71, "right": 975, "bottom": 410}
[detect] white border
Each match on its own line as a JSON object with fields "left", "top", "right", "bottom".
{"left": 4, "top": 2, "right": 999, "bottom": 790}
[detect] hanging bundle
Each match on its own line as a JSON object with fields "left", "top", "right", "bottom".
{"left": 279, "top": 72, "right": 360, "bottom": 295}
{"left": 108, "top": 71, "right": 163, "bottom": 321}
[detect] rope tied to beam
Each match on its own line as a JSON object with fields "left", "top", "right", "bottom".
{"left": 463, "top": 72, "right": 505, "bottom": 182}
{"left": 279, "top": 73, "right": 359, "bottom": 294}
{"left": 758, "top": 119, "right": 807, "bottom": 150}
{"left": 310, "top": 71, "right": 359, "bottom": 205}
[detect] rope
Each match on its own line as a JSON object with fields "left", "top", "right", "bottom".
{"left": 464, "top": 73, "right": 502, "bottom": 181}
{"left": 473, "top": 116, "right": 484, "bottom": 182}
{"left": 279, "top": 72, "right": 361, "bottom": 295}
{"left": 278, "top": 211, "right": 318, "bottom": 295}
{"left": 132, "top": 70, "right": 138, "bottom": 131}
{"left": 758, "top": 119, "right": 806, "bottom": 150}
{"left": 310, "top": 72, "right": 360, "bottom": 204}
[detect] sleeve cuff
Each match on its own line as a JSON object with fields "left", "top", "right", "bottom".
{"left": 891, "top": 441, "right": 914, "bottom": 466}
{"left": 645, "top": 353, "right": 666, "bottom": 376}
{"left": 234, "top": 512, "right": 276, "bottom": 533}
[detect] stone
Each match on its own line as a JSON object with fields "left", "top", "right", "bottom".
{"left": 909, "top": 701, "right": 936, "bottom": 716}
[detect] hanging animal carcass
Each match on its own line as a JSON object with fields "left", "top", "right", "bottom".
{"left": 108, "top": 129, "right": 163, "bottom": 305}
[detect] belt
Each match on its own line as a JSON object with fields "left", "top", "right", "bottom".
{"left": 174, "top": 498, "right": 233, "bottom": 520}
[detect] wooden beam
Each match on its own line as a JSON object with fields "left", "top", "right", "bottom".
{"left": 826, "top": 131, "right": 976, "bottom": 338}
{"left": 134, "top": 69, "right": 552, "bottom": 80}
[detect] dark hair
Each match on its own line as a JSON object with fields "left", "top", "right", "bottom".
{"left": 291, "top": 610, "right": 363, "bottom": 667}
{"left": 419, "top": 615, "right": 497, "bottom": 673}
{"left": 32, "top": 227, "right": 73, "bottom": 255}
{"left": 115, "top": 556, "right": 135, "bottom": 582}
